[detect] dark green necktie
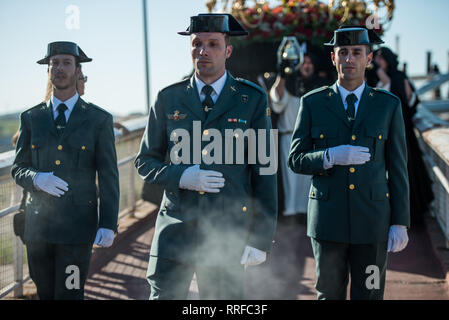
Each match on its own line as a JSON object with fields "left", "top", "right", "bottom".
{"left": 201, "top": 85, "right": 214, "bottom": 113}
{"left": 346, "top": 93, "right": 357, "bottom": 122}
{"left": 55, "top": 103, "right": 68, "bottom": 135}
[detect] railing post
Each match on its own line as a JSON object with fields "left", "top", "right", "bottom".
{"left": 128, "top": 142, "right": 136, "bottom": 217}
{"left": 13, "top": 236, "right": 23, "bottom": 297}
{"left": 12, "top": 184, "right": 24, "bottom": 297}
{"left": 446, "top": 184, "right": 449, "bottom": 248}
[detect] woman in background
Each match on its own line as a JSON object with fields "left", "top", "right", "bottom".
{"left": 373, "top": 47, "right": 434, "bottom": 226}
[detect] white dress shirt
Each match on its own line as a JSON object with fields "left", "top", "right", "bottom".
{"left": 323, "top": 81, "right": 366, "bottom": 170}
{"left": 336, "top": 81, "right": 365, "bottom": 117}
{"left": 194, "top": 72, "right": 227, "bottom": 104}
{"left": 51, "top": 92, "right": 79, "bottom": 122}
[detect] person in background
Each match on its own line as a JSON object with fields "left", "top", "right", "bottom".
{"left": 373, "top": 46, "right": 434, "bottom": 226}
{"left": 270, "top": 52, "right": 327, "bottom": 223}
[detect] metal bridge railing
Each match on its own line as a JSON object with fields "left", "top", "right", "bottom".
{"left": 414, "top": 104, "right": 449, "bottom": 248}
{"left": 0, "top": 115, "right": 148, "bottom": 299}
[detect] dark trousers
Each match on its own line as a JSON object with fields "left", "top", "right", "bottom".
{"left": 310, "top": 238, "right": 388, "bottom": 300}
{"left": 26, "top": 241, "right": 93, "bottom": 300}
{"left": 147, "top": 257, "right": 245, "bottom": 300}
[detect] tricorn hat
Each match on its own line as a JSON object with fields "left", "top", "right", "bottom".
{"left": 324, "top": 26, "right": 384, "bottom": 47}
{"left": 37, "top": 41, "right": 92, "bottom": 65}
{"left": 178, "top": 13, "right": 248, "bottom": 36}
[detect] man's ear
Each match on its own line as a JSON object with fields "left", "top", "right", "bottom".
{"left": 366, "top": 51, "right": 373, "bottom": 67}
{"left": 331, "top": 51, "right": 336, "bottom": 66}
{"left": 226, "top": 45, "right": 233, "bottom": 59}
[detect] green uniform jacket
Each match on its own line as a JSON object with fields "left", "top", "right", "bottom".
{"left": 135, "top": 72, "right": 277, "bottom": 266}
{"left": 288, "top": 83, "right": 410, "bottom": 244}
{"left": 11, "top": 98, "right": 120, "bottom": 244}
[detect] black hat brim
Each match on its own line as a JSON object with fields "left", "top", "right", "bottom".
{"left": 178, "top": 13, "right": 248, "bottom": 36}
{"left": 324, "top": 26, "right": 384, "bottom": 46}
{"left": 37, "top": 41, "right": 92, "bottom": 64}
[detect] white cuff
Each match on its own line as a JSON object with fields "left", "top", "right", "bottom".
{"left": 323, "top": 149, "right": 333, "bottom": 169}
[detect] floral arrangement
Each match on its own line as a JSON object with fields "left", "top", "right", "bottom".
{"left": 228, "top": 0, "right": 386, "bottom": 46}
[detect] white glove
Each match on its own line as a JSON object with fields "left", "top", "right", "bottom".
{"left": 33, "top": 172, "right": 69, "bottom": 197}
{"left": 179, "top": 164, "right": 225, "bottom": 193}
{"left": 240, "top": 246, "right": 267, "bottom": 268}
{"left": 387, "top": 225, "right": 409, "bottom": 253}
{"left": 94, "top": 228, "right": 115, "bottom": 248}
{"left": 328, "top": 145, "right": 371, "bottom": 166}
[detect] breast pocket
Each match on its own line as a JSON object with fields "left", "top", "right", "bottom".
{"left": 67, "top": 136, "right": 95, "bottom": 168}
{"left": 365, "top": 127, "right": 388, "bottom": 162}
{"left": 311, "top": 126, "right": 338, "bottom": 149}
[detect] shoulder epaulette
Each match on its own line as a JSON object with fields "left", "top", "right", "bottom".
{"left": 160, "top": 78, "right": 190, "bottom": 93}
{"left": 87, "top": 102, "right": 112, "bottom": 116}
{"left": 372, "top": 87, "right": 400, "bottom": 100}
{"left": 23, "top": 102, "right": 47, "bottom": 115}
{"left": 235, "top": 77, "right": 265, "bottom": 94}
{"left": 302, "top": 86, "right": 330, "bottom": 99}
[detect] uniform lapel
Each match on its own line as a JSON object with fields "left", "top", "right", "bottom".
{"left": 180, "top": 77, "right": 206, "bottom": 122}
{"left": 30, "top": 100, "right": 58, "bottom": 138}
{"left": 204, "top": 72, "right": 239, "bottom": 126}
{"left": 325, "top": 82, "right": 352, "bottom": 129}
{"left": 60, "top": 97, "right": 88, "bottom": 140}
{"left": 353, "top": 85, "right": 375, "bottom": 130}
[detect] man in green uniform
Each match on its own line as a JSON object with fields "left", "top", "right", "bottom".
{"left": 135, "top": 13, "right": 277, "bottom": 299}
{"left": 11, "top": 42, "right": 119, "bottom": 299}
{"left": 288, "top": 26, "right": 410, "bottom": 300}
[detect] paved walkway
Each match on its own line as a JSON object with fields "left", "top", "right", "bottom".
{"left": 84, "top": 204, "right": 449, "bottom": 300}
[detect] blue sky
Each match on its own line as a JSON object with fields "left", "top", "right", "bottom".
{"left": 0, "top": 0, "right": 448, "bottom": 116}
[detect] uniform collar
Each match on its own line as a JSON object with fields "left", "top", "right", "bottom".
{"left": 194, "top": 71, "right": 227, "bottom": 97}
{"left": 51, "top": 91, "right": 79, "bottom": 113}
{"left": 337, "top": 81, "right": 365, "bottom": 103}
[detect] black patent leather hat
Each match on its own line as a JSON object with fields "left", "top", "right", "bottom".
{"left": 37, "top": 41, "right": 92, "bottom": 64}
{"left": 178, "top": 13, "right": 248, "bottom": 36}
{"left": 324, "top": 26, "right": 384, "bottom": 47}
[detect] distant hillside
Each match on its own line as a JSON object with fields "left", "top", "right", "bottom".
{"left": 0, "top": 113, "right": 20, "bottom": 153}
